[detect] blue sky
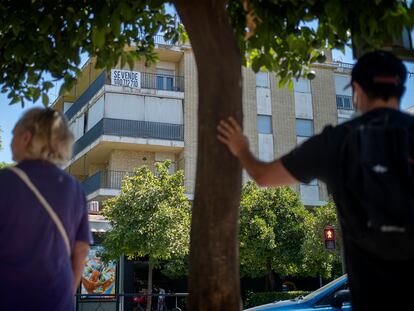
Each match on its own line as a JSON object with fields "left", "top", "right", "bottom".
{"left": 0, "top": 47, "right": 413, "bottom": 163}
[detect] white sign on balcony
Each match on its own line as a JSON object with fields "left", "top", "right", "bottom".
{"left": 111, "top": 69, "right": 141, "bottom": 89}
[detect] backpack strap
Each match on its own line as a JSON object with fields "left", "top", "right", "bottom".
{"left": 7, "top": 166, "right": 71, "bottom": 256}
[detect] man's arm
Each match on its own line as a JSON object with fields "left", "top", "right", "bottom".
{"left": 217, "top": 117, "right": 298, "bottom": 187}
{"left": 71, "top": 241, "right": 90, "bottom": 293}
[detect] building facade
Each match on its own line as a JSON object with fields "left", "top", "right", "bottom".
{"left": 52, "top": 37, "right": 353, "bottom": 310}
{"left": 53, "top": 42, "right": 353, "bottom": 212}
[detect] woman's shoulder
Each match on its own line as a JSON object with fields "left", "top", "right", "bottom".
{"left": 53, "top": 167, "right": 85, "bottom": 194}
{"left": 0, "top": 166, "right": 18, "bottom": 181}
{"left": 0, "top": 167, "right": 22, "bottom": 196}
{"left": 19, "top": 161, "right": 85, "bottom": 196}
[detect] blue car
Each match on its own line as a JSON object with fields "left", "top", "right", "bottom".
{"left": 244, "top": 275, "right": 351, "bottom": 311}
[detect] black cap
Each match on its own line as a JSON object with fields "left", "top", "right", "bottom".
{"left": 345, "top": 50, "right": 407, "bottom": 91}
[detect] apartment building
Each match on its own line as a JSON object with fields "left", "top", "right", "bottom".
{"left": 52, "top": 38, "right": 353, "bottom": 224}
{"left": 51, "top": 37, "right": 352, "bottom": 310}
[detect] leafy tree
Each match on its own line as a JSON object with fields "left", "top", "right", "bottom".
{"left": 240, "top": 182, "right": 309, "bottom": 290}
{"left": 300, "top": 201, "right": 343, "bottom": 279}
{"left": 1, "top": 1, "right": 413, "bottom": 309}
{"left": 101, "top": 161, "right": 190, "bottom": 311}
{"left": 0, "top": 128, "right": 9, "bottom": 169}
{"left": 0, "top": 163, "right": 9, "bottom": 169}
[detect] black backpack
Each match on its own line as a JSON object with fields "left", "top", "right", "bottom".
{"left": 339, "top": 114, "right": 414, "bottom": 260}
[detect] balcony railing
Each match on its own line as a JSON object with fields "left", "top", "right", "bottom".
{"left": 65, "top": 71, "right": 184, "bottom": 121}
{"left": 333, "top": 61, "right": 354, "bottom": 69}
{"left": 153, "top": 34, "right": 178, "bottom": 46}
{"left": 65, "top": 71, "right": 106, "bottom": 120}
{"left": 141, "top": 72, "right": 184, "bottom": 92}
{"left": 81, "top": 171, "right": 102, "bottom": 195}
{"left": 72, "top": 118, "right": 184, "bottom": 156}
{"left": 336, "top": 95, "right": 353, "bottom": 110}
{"left": 82, "top": 170, "right": 133, "bottom": 195}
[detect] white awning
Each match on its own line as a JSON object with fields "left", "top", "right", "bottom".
{"left": 88, "top": 214, "right": 112, "bottom": 232}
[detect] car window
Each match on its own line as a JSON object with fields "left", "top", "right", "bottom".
{"left": 314, "top": 283, "right": 350, "bottom": 307}
{"left": 298, "top": 275, "right": 347, "bottom": 302}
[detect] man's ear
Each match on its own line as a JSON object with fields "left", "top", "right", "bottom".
{"left": 352, "top": 81, "right": 364, "bottom": 94}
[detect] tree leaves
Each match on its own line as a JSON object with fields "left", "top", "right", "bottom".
{"left": 227, "top": 0, "right": 412, "bottom": 83}
{"left": 240, "top": 182, "right": 308, "bottom": 277}
{"left": 0, "top": 1, "right": 180, "bottom": 106}
{"left": 101, "top": 161, "right": 191, "bottom": 270}
{"left": 240, "top": 182, "right": 342, "bottom": 279}
{"left": 1, "top": 0, "right": 412, "bottom": 105}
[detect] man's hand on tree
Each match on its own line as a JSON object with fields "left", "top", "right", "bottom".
{"left": 217, "top": 117, "right": 249, "bottom": 157}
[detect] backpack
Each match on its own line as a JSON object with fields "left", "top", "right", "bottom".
{"left": 339, "top": 114, "right": 414, "bottom": 260}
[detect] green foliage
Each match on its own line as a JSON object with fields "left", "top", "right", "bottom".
{"left": 160, "top": 255, "right": 189, "bottom": 279}
{"left": 101, "top": 161, "right": 191, "bottom": 272}
{"left": 240, "top": 182, "right": 309, "bottom": 277}
{"left": 1, "top": 1, "right": 412, "bottom": 104}
{"left": 0, "top": 162, "right": 9, "bottom": 169}
{"left": 240, "top": 183, "right": 342, "bottom": 280}
{"left": 299, "top": 201, "right": 342, "bottom": 279}
{"left": 227, "top": 0, "right": 414, "bottom": 85}
{"left": 0, "top": 1, "right": 180, "bottom": 105}
{"left": 244, "top": 290, "right": 311, "bottom": 308}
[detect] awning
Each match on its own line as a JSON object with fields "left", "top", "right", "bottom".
{"left": 88, "top": 214, "right": 112, "bottom": 232}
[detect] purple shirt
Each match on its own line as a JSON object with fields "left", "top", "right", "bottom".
{"left": 0, "top": 160, "right": 91, "bottom": 311}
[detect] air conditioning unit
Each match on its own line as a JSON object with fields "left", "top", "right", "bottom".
{"left": 88, "top": 201, "right": 100, "bottom": 214}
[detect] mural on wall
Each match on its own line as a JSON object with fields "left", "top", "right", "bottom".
{"left": 81, "top": 245, "right": 116, "bottom": 298}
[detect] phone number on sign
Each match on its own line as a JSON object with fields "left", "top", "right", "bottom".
{"left": 112, "top": 79, "right": 139, "bottom": 88}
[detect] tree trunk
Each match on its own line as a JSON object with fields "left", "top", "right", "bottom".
{"left": 173, "top": 1, "right": 243, "bottom": 310}
{"left": 146, "top": 262, "right": 153, "bottom": 311}
{"left": 265, "top": 259, "right": 276, "bottom": 292}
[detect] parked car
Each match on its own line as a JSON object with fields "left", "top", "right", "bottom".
{"left": 244, "top": 274, "right": 351, "bottom": 311}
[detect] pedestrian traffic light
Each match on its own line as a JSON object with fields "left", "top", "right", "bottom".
{"left": 324, "top": 226, "right": 336, "bottom": 250}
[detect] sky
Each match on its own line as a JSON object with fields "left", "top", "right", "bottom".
{"left": 0, "top": 46, "right": 413, "bottom": 163}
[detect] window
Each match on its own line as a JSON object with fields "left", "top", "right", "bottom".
{"left": 293, "top": 78, "right": 311, "bottom": 93}
{"left": 336, "top": 95, "right": 353, "bottom": 110}
{"left": 334, "top": 74, "right": 352, "bottom": 95}
{"left": 296, "top": 119, "right": 314, "bottom": 137}
{"left": 256, "top": 72, "right": 269, "bottom": 88}
{"left": 156, "top": 69, "right": 175, "bottom": 91}
{"left": 314, "top": 283, "right": 350, "bottom": 307}
{"left": 257, "top": 115, "right": 272, "bottom": 134}
{"left": 83, "top": 111, "right": 88, "bottom": 134}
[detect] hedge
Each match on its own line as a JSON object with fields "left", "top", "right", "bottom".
{"left": 243, "top": 290, "right": 311, "bottom": 308}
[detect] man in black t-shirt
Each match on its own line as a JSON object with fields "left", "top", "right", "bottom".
{"left": 218, "top": 50, "right": 413, "bottom": 311}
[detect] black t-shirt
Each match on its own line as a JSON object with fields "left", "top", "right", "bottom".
{"left": 282, "top": 107, "right": 414, "bottom": 311}
{"left": 281, "top": 107, "right": 414, "bottom": 235}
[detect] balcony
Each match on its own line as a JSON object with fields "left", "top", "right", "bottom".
{"left": 154, "top": 35, "right": 178, "bottom": 46}
{"left": 65, "top": 71, "right": 106, "bottom": 120}
{"left": 82, "top": 170, "right": 133, "bottom": 196}
{"left": 65, "top": 71, "right": 184, "bottom": 122}
{"left": 73, "top": 118, "right": 184, "bottom": 156}
{"left": 140, "top": 72, "right": 184, "bottom": 92}
{"left": 333, "top": 61, "right": 354, "bottom": 70}
{"left": 336, "top": 95, "right": 353, "bottom": 110}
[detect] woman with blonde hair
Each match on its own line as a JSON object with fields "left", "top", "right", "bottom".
{"left": 0, "top": 107, "right": 91, "bottom": 311}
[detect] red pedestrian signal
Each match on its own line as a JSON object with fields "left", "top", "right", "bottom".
{"left": 324, "top": 226, "right": 336, "bottom": 250}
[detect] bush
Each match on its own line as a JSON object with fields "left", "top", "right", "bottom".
{"left": 244, "top": 290, "right": 311, "bottom": 308}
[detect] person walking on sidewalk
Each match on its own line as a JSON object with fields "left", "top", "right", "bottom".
{"left": 218, "top": 50, "right": 414, "bottom": 311}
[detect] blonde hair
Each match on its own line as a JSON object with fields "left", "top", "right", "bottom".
{"left": 16, "top": 108, "right": 74, "bottom": 165}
